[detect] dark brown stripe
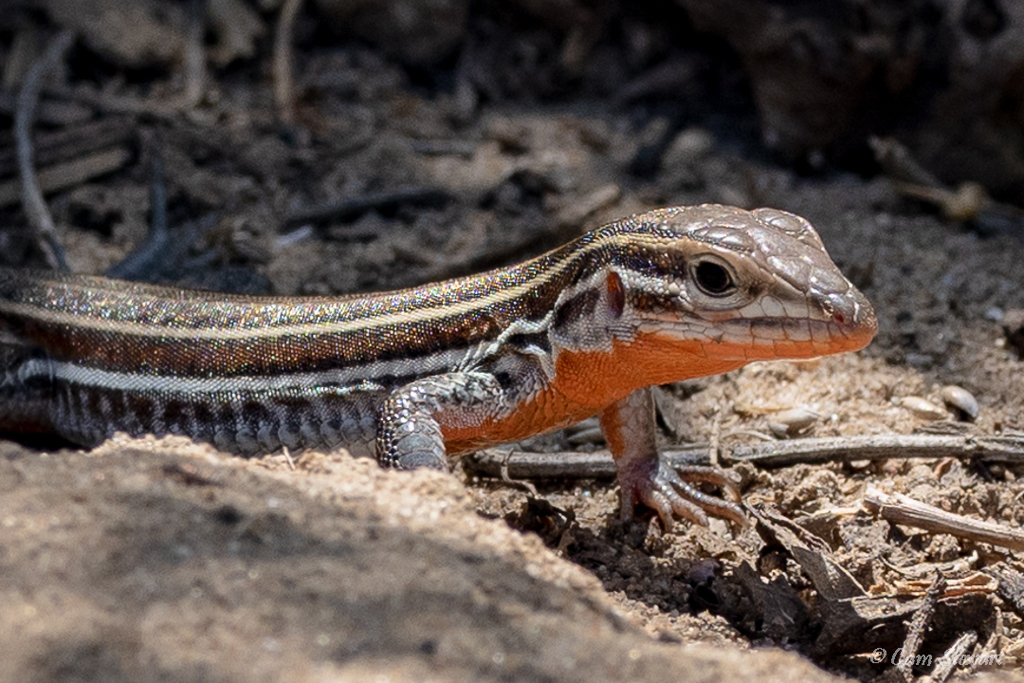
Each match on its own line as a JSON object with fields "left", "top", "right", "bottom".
{"left": 0, "top": 207, "right": 722, "bottom": 377}
{"left": 553, "top": 288, "right": 600, "bottom": 330}
{"left": 0, "top": 245, "right": 589, "bottom": 376}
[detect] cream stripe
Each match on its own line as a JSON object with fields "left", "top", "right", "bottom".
{"left": 16, "top": 345, "right": 474, "bottom": 395}
{"left": 0, "top": 233, "right": 680, "bottom": 342}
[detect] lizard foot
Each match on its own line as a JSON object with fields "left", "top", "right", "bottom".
{"left": 618, "top": 459, "right": 746, "bottom": 530}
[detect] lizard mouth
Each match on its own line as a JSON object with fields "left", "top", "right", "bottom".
{"left": 643, "top": 285, "right": 878, "bottom": 364}
{"left": 741, "top": 290, "right": 878, "bottom": 359}
{"left": 679, "top": 287, "right": 878, "bottom": 362}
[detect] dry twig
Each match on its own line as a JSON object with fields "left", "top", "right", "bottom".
{"left": 897, "top": 576, "right": 944, "bottom": 682}
{"left": 0, "top": 147, "right": 131, "bottom": 210}
{"left": 871, "top": 135, "right": 1024, "bottom": 234}
{"left": 862, "top": 487, "right": 1024, "bottom": 552}
{"left": 931, "top": 631, "right": 979, "bottom": 682}
{"left": 0, "top": 117, "right": 131, "bottom": 179}
{"left": 285, "top": 187, "right": 452, "bottom": 227}
{"left": 14, "top": 30, "right": 73, "bottom": 270}
{"left": 274, "top": 0, "right": 304, "bottom": 124}
{"left": 725, "top": 433, "right": 1024, "bottom": 467}
{"left": 463, "top": 433, "right": 1024, "bottom": 479}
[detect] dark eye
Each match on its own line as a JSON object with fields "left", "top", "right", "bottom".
{"left": 692, "top": 260, "right": 735, "bottom": 296}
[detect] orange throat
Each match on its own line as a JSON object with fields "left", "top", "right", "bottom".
{"left": 441, "top": 325, "right": 872, "bottom": 454}
{"left": 441, "top": 333, "right": 747, "bottom": 453}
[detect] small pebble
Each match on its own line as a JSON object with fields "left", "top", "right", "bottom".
{"left": 985, "top": 307, "right": 1004, "bottom": 322}
{"left": 899, "top": 396, "right": 947, "bottom": 421}
{"left": 768, "top": 407, "right": 819, "bottom": 438}
{"left": 939, "top": 385, "right": 979, "bottom": 421}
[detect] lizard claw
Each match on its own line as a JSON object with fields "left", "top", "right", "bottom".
{"left": 619, "top": 459, "right": 747, "bottom": 530}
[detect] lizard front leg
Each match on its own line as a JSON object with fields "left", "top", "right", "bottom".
{"left": 376, "top": 372, "right": 506, "bottom": 470}
{"left": 600, "top": 387, "right": 745, "bottom": 528}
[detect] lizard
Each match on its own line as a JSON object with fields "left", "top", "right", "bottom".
{"left": 0, "top": 204, "right": 877, "bottom": 527}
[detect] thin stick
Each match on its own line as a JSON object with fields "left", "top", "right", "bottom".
{"left": 15, "top": 30, "right": 73, "bottom": 270}
{"left": 0, "top": 147, "right": 131, "bottom": 209}
{"left": 862, "top": 487, "right": 1024, "bottom": 552}
{"left": 464, "top": 447, "right": 711, "bottom": 480}
{"left": 726, "top": 434, "right": 1024, "bottom": 467}
{"left": 931, "top": 631, "right": 979, "bottom": 683}
{"left": 462, "top": 433, "right": 1024, "bottom": 479}
{"left": 44, "top": 84, "right": 175, "bottom": 119}
{"left": 897, "top": 576, "right": 944, "bottom": 682}
{"left": 273, "top": 0, "right": 303, "bottom": 124}
{"left": 285, "top": 187, "right": 452, "bottom": 227}
{"left": 0, "top": 117, "right": 131, "bottom": 178}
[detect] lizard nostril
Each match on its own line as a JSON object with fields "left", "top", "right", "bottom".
{"left": 820, "top": 292, "right": 858, "bottom": 330}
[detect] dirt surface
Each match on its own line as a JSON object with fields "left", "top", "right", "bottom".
{"left": 0, "top": 437, "right": 856, "bottom": 683}
{"left": 3, "top": 2, "right": 1024, "bottom": 682}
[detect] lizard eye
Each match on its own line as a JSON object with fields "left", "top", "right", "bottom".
{"left": 691, "top": 259, "right": 735, "bottom": 296}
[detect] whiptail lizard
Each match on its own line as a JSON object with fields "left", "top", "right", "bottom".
{"left": 0, "top": 205, "right": 876, "bottom": 527}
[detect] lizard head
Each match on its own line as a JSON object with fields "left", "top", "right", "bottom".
{"left": 551, "top": 204, "right": 877, "bottom": 384}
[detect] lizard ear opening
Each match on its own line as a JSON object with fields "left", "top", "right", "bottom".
{"left": 606, "top": 271, "right": 625, "bottom": 318}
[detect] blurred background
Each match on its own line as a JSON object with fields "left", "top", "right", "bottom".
{"left": 3, "top": 0, "right": 1023, "bottom": 291}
